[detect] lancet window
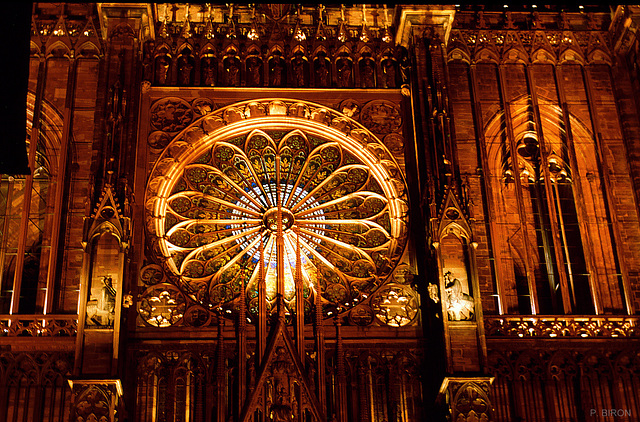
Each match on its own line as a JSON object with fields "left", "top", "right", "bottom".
{"left": 0, "top": 93, "right": 61, "bottom": 314}
{"left": 480, "top": 61, "right": 626, "bottom": 315}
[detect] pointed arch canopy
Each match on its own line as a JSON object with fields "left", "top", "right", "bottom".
{"left": 145, "top": 99, "right": 409, "bottom": 318}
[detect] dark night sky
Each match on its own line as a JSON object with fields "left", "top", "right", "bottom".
{"left": 0, "top": 2, "right": 32, "bottom": 175}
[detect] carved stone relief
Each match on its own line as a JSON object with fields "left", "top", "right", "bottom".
{"left": 360, "top": 100, "right": 402, "bottom": 135}
{"left": 444, "top": 271, "right": 475, "bottom": 321}
{"left": 450, "top": 381, "right": 492, "bottom": 422}
{"left": 149, "top": 97, "right": 194, "bottom": 133}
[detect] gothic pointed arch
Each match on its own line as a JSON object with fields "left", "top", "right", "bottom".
{"left": 558, "top": 46, "right": 586, "bottom": 65}
{"left": 45, "top": 40, "right": 72, "bottom": 59}
{"left": 240, "top": 317, "right": 325, "bottom": 422}
{"left": 447, "top": 29, "right": 471, "bottom": 62}
{"left": 76, "top": 41, "right": 102, "bottom": 59}
{"left": 448, "top": 47, "right": 471, "bottom": 63}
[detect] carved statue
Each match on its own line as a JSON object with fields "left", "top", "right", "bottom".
{"left": 226, "top": 59, "right": 240, "bottom": 86}
{"left": 178, "top": 56, "right": 194, "bottom": 86}
{"left": 428, "top": 283, "right": 440, "bottom": 303}
{"left": 337, "top": 59, "right": 352, "bottom": 88}
{"left": 444, "top": 272, "right": 475, "bottom": 321}
{"left": 292, "top": 55, "right": 306, "bottom": 87}
{"left": 201, "top": 57, "right": 216, "bottom": 86}
{"left": 315, "top": 59, "right": 329, "bottom": 87}
{"left": 142, "top": 42, "right": 154, "bottom": 82}
{"left": 383, "top": 59, "right": 397, "bottom": 88}
{"left": 86, "top": 274, "right": 117, "bottom": 326}
{"left": 400, "top": 56, "right": 411, "bottom": 86}
{"left": 269, "top": 346, "right": 293, "bottom": 421}
{"left": 270, "top": 59, "right": 284, "bottom": 87}
{"left": 361, "top": 59, "right": 375, "bottom": 88}
{"left": 249, "top": 357, "right": 257, "bottom": 388}
{"left": 102, "top": 275, "right": 116, "bottom": 315}
{"left": 247, "top": 57, "right": 262, "bottom": 86}
{"left": 155, "top": 55, "right": 171, "bottom": 85}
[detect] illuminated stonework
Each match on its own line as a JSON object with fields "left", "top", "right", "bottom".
{"left": 145, "top": 99, "right": 409, "bottom": 318}
{"left": 371, "top": 284, "right": 419, "bottom": 327}
{"left": 138, "top": 284, "right": 187, "bottom": 327}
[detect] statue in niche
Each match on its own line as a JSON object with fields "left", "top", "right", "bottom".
{"left": 247, "top": 57, "right": 262, "bottom": 86}
{"left": 201, "top": 57, "right": 216, "bottom": 86}
{"left": 102, "top": 275, "right": 116, "bottom": 315}
{"left": 86, "top": 275, "right": 117, "bottom": 327}
{"left": 142, "top": 42, "right": 154, "bottom": 81}
{"left": 270, "top": 58, "right": 284, "bottom": 87}
{"left": 225, "top": 59, "right": 241, "bottom": 87}
{"left": 400, "top": 55, "right": 411, "bottom": 86}
{"left": 337, "top": 58, "right": 352, "bottom": 88}
{"left": 269, "top": 346, "right": 293, "bottom": 422}
{"left": 444, "top": 271, "right": 474, "bottom": 321}
{"left": 178, "top": 56, "right": 194, "bottom": 86}
{"left": 383, "top": 59, "right": 397, "bottom": 88}
{"left": 292, "top": 54, "right": 306, "bottom": 87}
{"left": 248, "top": 357, "right": 257, "bottom": 387}
{"left": 314, "top": 58, "right": 329, "bottom": 87}
{"left": 428, "top": 283, "right": 440, "bottom": 303}
{"left": 155, "top": 55, "right": 171, "bottom": 85}
{"left": 360, "top": 58, "right": 375, "bottom": 88}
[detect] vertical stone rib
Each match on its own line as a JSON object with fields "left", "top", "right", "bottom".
{"left": 276, "top": 156, "right": 285, "bottom": 317}
{"left": 469, "top": 63, "right": 512, "bottom": 314}
{"left": 295, "top": 229, "right": 305, "bottom": 365}
{"left": 216, "top": 318, "right": 226, "bottom": 422}
{"left": 258, "top": 238, "right": 266, "bottom": 365}
{"left": 525, "top": 64, "right": 573, "bottom": 314}
{"left": 238, "top": 263, "right": 246, "bottom": 409}
{"left": 315, "top": 280, "right": 326, "bottom": 407}
{"left": 9, "top": 56, "right": 46, "bottom": 314}
{"left": 335, "top": 318, "right": 348, "bottom": 422}
{"left": 583, "top": 65, "right": 635, "bottom": 315}
{"left": 44, "top": 54, "right": 77, "bottom": 313}
{"left": 497, "top": 64, "right": 542, "bottom": 315}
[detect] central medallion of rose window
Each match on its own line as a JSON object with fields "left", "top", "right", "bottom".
{"left": 263, "top": 208, "right": 295, "bottom": 232}
{"left": 145, "top": 99, "right": 409, "bottom": 319}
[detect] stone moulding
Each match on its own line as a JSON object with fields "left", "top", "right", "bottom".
{"left": 484, "top": 315, "right": 640, "bottom": 338}
{"left": 0, "top": 314, "right": 78, "bottom": 337}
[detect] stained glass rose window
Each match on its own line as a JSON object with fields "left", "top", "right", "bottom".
{"left": 145, "top": 99, "right": 409, "bottom": 319}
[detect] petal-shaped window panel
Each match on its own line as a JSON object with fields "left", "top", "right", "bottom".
{"left": 145, "top": 99, "right": 409, "bottom": 318}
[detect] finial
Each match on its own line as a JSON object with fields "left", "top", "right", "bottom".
{"left": 359, "top": 4, "right": 370, "bottom": 42}
{"left": 203, "top": 4, "right": 215, "bottom": 39}
{"left": 293, "top": 5, "right": 306, "bottom": 41}
{"left": 247, "top": 5, "right": 259, "bottom": 40}
{"left": 337, "top": 5, "right": 348, "bottom": 42}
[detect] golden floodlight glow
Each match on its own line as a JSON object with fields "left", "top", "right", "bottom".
{"left": 145, "top": 99, "right": 409, "bottom": 317}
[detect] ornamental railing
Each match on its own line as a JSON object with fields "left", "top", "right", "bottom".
{"left": 484, "top": 315, "right": 640, "bottom": 338}
{"left": 0, "top": 314, "right": 78, "bottom": 337}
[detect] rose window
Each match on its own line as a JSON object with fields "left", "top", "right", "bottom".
{"left": 145, "top": 99, "right": 409, "bottom": 319}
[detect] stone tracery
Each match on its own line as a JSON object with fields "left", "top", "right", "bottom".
{"left": 145, "top": 98, "right": 410, "bottom": 319}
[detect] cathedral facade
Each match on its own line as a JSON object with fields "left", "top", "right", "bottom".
{"left": 1, "top": 3, "right": 640, "bottom": 421}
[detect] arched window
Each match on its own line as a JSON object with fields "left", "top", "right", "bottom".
{"left": 478, "top": 60, "right": 626, "bottom": 316}
{"left": 517, "top": 131, "right": 592, "bottom": 314}
{"left": 0, "top": 93, "right": 62, "bottom": 314}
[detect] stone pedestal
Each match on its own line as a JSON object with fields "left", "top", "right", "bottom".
{"left": 440, "top": 377, "right": 494, "bottom": 422}
{"left": 68, "top": 379, "right": 123, "bottom": 422}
